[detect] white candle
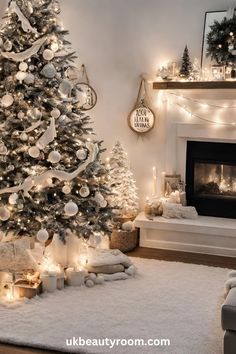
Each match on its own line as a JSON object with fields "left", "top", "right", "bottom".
{"left": 161, "top": 171, "right": 166, "bottom": 197}
{"left": 41, "top": 273, "right": 57, "bottom": 293}
{"left": 152, "top": 166, "right": 157, "bottom": 196}
{"left": 66, "top": 268, "right": 85, "bottom": 287}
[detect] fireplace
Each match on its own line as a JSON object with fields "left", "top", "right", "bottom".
{"left": 186, "top": 141, "right": 236, "bottom": 219}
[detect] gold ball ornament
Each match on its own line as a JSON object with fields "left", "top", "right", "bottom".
{"left": 29, "top": 146, "right": 40, "bottom": 158}
{"left": 1, "top": 94, "right": 14, "bottom": 108}
{"left": 36, "top": 229, "right": 49, "bottom": 243}
{"left": 48, "top": 150, "right": 61, "bottom": 164}
{"left": 64, "top": 200, "right": 78, "bottom": 216}
{"left": 43, "top": 49, "right": 54, "bottom": 61}
{"left": 0, "top": 206, "right": 10, "bottom": 221}
{"left": 62, "top": 185, "right": 71, "bottom": 194}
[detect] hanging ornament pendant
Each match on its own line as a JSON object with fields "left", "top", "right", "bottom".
{"left": 128, "top": 78, "right": 155, "bottom": 134}
{"left": 75, "top": 65, "right": 97, "bottom": 111}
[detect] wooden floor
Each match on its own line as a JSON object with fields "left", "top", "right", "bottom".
{"left": 1, "top": 247, "right": 236, "bottom": 354}
{"left": 127, "top": 247, "right": 236, "bottom": 269}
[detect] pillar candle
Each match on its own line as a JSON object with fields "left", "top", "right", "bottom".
{"left": 66, "top": 268, "right": 85, "bottom": 287}
{"left": 41, "top": 273, "right": 57, "bottom": 293}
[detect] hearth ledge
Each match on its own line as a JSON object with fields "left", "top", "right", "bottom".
{"left": 135, "top": 212, "right": 236, "bottom": 257}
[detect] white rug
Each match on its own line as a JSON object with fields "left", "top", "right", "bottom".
{"left": 0, "top": 258, "right": 228, "bottom": 354}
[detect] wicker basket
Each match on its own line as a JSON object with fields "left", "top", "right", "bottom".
{"left": 110, "top": 228, "right": 138, "bottom": 253}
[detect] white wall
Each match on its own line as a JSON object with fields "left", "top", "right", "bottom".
{"left": 59, "top": 0, "right": 236, "bottom": 207}
{"left": 1, "top": 0, "right": 235, "bottom": 207}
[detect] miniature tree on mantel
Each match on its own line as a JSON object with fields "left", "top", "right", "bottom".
{"left": 0, "top": 0, "right": 113, "bottom": 242}
{"left": 179, "top": 45, "right": 192, "bottom": 78}
{"left": 107, "top": 142, "right": 139, "bottom": 219}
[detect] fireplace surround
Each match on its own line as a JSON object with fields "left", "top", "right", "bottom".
{"left": 186, "top": 141, "right": 236, "bottom": 219}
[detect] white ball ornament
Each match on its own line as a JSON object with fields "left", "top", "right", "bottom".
{"left": 9, "top": 193, "right": 18, "bottom": 205}
{"left": 48, "top": 150, "right": 61, "bottom": 164}
{"left": 20, "top": 132, "right": 28, "bottom": 141}
{"left": 0, "top": 206, "right": 10, "bottom": 221}
{"left": 64, "top": 201, "right": 78, "bottom": 216}
{"left": 76, "top": 149, "right": 87, "bottom": 160}
{"left": 95, "top": 275, "right": 104, "bottom": 285}
{"left": 36, "top": 229, "right": 49, "bottom": 243}
{"left": 100, "top": 199, "right": 108, "bottom": 208}
{"left": 43, "top": 49, "right": 54, "bottom": 61}
{"left": 51, "top": 108, "right": 61, "bottom": 118}
{"left": 19, "top": 62, "right": 28, "bottom": 72}
{"left": 29, "top": 146, "right": 40, "bottom": 158}
{"left": 62, "top": 185, "right": 71, "bottom": 194}
{"left": 1, "top": 94, "right": 14, "bottom": 108}
{"left": 79, "top": 185, "right": 90, "bottom": 198}
{"left": 85, "top": 279, "right": 95, "bottom": 288}
{"left": 16, "top": 71, "right": 27, "bottom": 82}
{"left": 51, "top": 42, "right": 59, "bottom": 52}
{"left": 18, "top": 111, "right": 25, "bottom": 119}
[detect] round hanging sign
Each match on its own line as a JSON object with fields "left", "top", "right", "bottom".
{"left": 76, "top": 83, "right": 97, "bottom": 111}
{"left": 128, "top": 104, "right": 155, "bottom": 133}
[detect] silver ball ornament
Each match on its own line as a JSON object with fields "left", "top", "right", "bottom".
{"left": 76, "top": 149, "right": 87, "bottom": 160}
{"left": 29, "top": 146, "right": 40, "bottom": 158}
{"left": 64, "top": 201, "right": 78, "bottom": 216}
{"left": 48, "top": 150, "right": 61, "bottom": 164}
{"left": 79, "top": 185, "right": 90, "bottom": 198}
{"left": 36, "top": 229, "right": 49, "bottom": 243}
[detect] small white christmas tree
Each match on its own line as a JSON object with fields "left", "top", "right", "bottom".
{"left": 107, "top": 142, "right": 139, "bottom": 218}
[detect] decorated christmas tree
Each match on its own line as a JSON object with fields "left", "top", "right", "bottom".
{"left": 107, "top": 142, "right": 139, "bottom": 219}
{"left": 179, "top": 45, "right": 192, "bottom": 78}
{"left": 0, "top": 0, "right": 113, "bottom": 243}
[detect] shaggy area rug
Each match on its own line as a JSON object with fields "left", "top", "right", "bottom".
{"left": 0, "top": 258, "right": 228, "bottom": 354}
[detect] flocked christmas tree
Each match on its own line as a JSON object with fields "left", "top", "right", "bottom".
{"left": 179, "top": 45, "right": 192, "bottom": 78}
{"left": 107, "top": 142, "right": 139, "bottom": 218}
{"left": 0, "top": 0, "right": 113, "bottom": 242}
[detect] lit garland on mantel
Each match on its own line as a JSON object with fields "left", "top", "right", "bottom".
{"left": 164, "top": 92, "right": 236, "bottom": 126}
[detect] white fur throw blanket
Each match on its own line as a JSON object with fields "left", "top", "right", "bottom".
{"left": 0, "top": 237, "right": 40, "bottom": 271}
{"left": 87, "top": 248, "right": 132, "bottom": 268}
{"left": 162, "top": 202, "right": 198, "bottom": 219}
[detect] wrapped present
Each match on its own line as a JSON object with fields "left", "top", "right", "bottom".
{"left": 14, "top": 279, "right": 42, "bottom": 299}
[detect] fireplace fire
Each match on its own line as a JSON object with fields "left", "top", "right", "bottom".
{"left": 186, "top": 141, "right": 236, "bottom": 218}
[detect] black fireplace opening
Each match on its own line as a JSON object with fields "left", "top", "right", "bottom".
{"left": 186, "top": 141, "right": 236, "bottom": 219}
